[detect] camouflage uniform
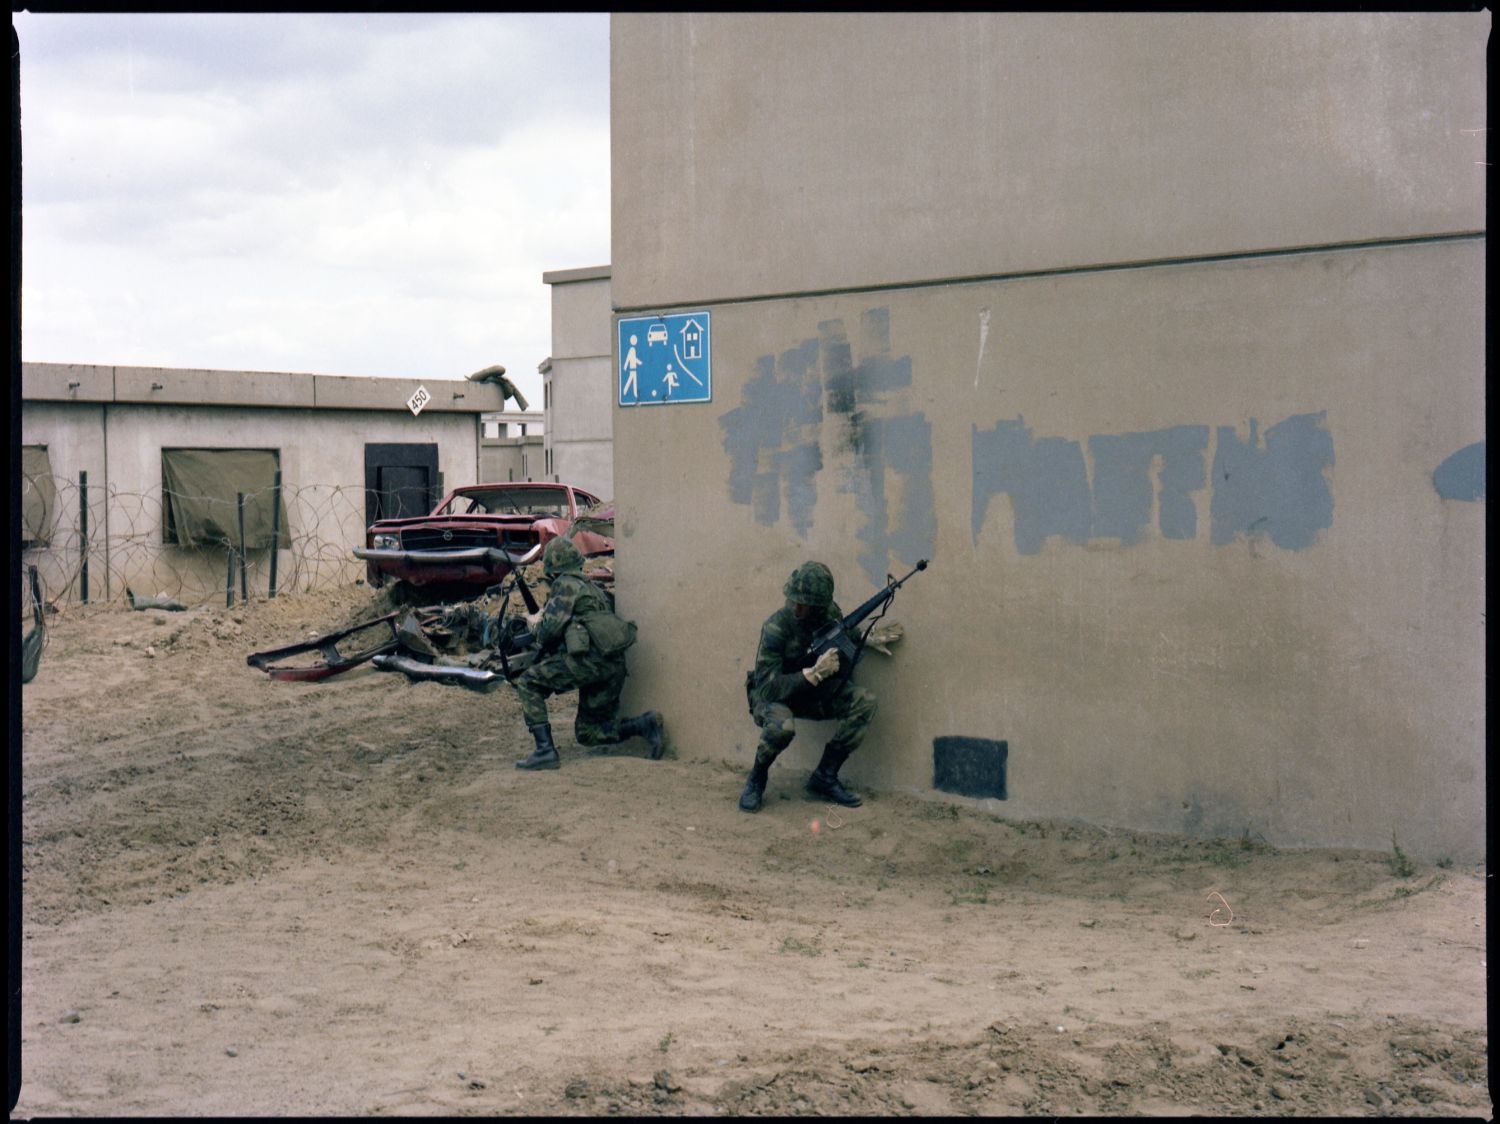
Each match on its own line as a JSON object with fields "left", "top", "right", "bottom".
{"left": 513, "top": 538, "right": 664, "bottom": 770}
{"left": 740, "top": 562, "right": 876, "bottom": 811}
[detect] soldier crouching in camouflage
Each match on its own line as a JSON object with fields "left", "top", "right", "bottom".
{"left": 512, "top": 537, "right": 665, "bottom": 770}
{"left": 739, "top": 561, "right": 875, "bottom": 812}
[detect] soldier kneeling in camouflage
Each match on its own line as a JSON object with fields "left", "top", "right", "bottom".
{"left": 740, "top": 561, "right": 875, "bottom": 812}
{"left": 512, "top": 537, "right": 664, "bottom": 770}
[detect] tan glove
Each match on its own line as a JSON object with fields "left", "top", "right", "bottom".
{"left": 523, "top": 608, "right": 544, "bottom": 629}
{"left": 865, "top": 621, "right": 904, "bottom": 656}
{"left": 803, "top": 647, "right": 841, "bottom": 686}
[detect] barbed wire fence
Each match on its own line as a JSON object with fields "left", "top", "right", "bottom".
{"left": 20, "top": 473, "right": 378, "bottom": 614}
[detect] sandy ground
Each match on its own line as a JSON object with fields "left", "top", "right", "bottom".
{"left": 14, "top": 582, "right": 1491, "bottom": 1118}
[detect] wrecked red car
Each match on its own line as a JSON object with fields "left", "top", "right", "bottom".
{"left": 354, "top": 482, "right": 613, "bottom": 594}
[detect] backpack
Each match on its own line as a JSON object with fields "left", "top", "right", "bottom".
{"left": 579, "top": 610, "right": 637, "bottom": 655}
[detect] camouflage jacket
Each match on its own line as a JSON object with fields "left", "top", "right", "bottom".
{"left": 747, "top": 600, "right": 845, "bottom": 707}
{"left": 534, "top": 573, "right": 633, "bottom": 657}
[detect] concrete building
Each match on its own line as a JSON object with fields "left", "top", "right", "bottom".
{"left": 479, "top": 410, "right": 545, "bottom": 483}
{"left": 541, "top": 265, "right": 614, "bottom": 498}
{"left": 608, "top": 13, "right": 1487, "bottom": 859}
{"left": 20, "top": 361, "right": 503, "bottom": 605}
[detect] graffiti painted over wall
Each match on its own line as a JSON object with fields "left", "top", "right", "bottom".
{"left": 824, "top": 310, "right": 938, "bottom": 585}
{"left": 972, "top": 412, "right": 1335, "bottom": 553}
{"left": 719, "top": 307, "right": 935, "bottom": 586}
{"left": 970, "top": 421, "right": 1213, "bottom": 554}
{"left": 718, "top": 337, "right": 824, "bottom": 536}
{"left": 1433, "top": 441, "right": 1485, "bottom": 501}
{"left": 721, "top": 305, "right": 1339, "bottom": 564}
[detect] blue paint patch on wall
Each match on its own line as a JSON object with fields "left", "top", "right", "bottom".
{"left": 973, "top": 413, "right": 1333, "bottom": 554}
{"left": 854, "top": 308, "right": 914, "bottom": 399}
{"left": 720, "top": 306, "right": 936, "bottom": 581}
{"left": 825, "top": 311, "right": 929, "bottom": 586}
{"left": 1088, "top": 427, "right": 1211, "bottom": 544}
{"left": 823, "top": 308, "right": 915, "bottom": 454}
{"left": 843, "top": 413, "right": 939, "bottom": 587}
{"left": 971, "top": 417, "right": 1092, "bottom": 554}
{"left": 1433, "top": 441, "right": 1485, "bottom": 501}
{"left": 1210, "top": 412, "right": 1334, "bottom": 549}
{"left": 719, "top": 338, "right": 823, "bottom": 537}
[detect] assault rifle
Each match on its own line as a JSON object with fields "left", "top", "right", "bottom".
{"left": 489, "top": 568, "right": 542, "bottom": 682}
{"left": 484, "top": 562, "right": 540, "bottom": 615}
{"left": 370, "top": 595, "right": 538, "bottom": 690}
{"left": 803, "top": 559, "right": 928, "bottom": 684}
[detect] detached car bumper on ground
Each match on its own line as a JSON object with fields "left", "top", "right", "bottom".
{"left": 354, "top": 482, "right": 613, "bottom": 592}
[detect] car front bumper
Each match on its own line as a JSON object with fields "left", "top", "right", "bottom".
{"left": 353, "top": 544, "right": 543, "bottom": 567}
{"left": 353, "top": 543, "right": 543, "bottom": 586}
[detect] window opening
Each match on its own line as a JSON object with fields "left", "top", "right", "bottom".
{"left": 161, "top": 448, "right": 289, "bottom": 548}
{"left": 21, "top": 445, "right": 58, "bottom": 547}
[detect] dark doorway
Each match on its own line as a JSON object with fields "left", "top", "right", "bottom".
{"left": 365, "top": 444, "right": 441, "bottom": 525}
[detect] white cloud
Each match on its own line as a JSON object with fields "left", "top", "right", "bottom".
{"left": 15, "top": 11, "right": 611, "bottom": 406}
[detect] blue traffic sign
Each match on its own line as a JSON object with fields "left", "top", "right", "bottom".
{"left": 617, "top": 311, "right": 712, "bottom": 406}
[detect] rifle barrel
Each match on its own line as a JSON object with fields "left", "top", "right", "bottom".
{"left": 838, "top": 559, "right": 929, "bottom": 630}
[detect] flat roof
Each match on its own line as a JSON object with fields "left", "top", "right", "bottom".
{"left": 21, "top": 362, "right": 502, "bottom": 414}
{"left": 541, "top": 264, "right": 611, "bottom": 285}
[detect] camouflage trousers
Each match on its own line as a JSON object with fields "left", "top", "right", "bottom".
{"left": 750, "top": 680, "right": 877, "bottom": 768}
{"left": 513, "top": 650, "right": 629, "bottom": 746}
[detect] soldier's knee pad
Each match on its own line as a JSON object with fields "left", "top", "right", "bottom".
{"left": 761, "top": 724, "right": 795, "bottom": 750}
{"left": 849, "top": 687, "right": 877, "bottom": 721}
{"left": 754, "top": 739, "right": 787, "bottom": 767}
{"left": 753, "top": 704, "right": 795, "bottom": 743}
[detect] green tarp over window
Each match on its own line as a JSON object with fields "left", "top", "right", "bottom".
{"left": 162, "top": 449, "right": 290, "bottom": 549}
{"left": 22, "top": 446, "right": 57, "bottom": 546}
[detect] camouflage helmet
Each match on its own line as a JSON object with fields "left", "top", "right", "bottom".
{"left": 783, "top": 561, "right": 834, "bottom": 608}
{"left": 542, "top": 536, "right": 584, "bottom": 577}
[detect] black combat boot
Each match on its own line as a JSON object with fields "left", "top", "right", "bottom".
{"left": 739, "top": 759, "right": 771, "bottom": 812}
{"left": 618, "top": 711, "right": 666, "bottom": 759}
{"left": 806, "top": 744, "right": 862, "bottom": 807}
{"left": 516, "top": 723, "right": 560, "bottom": 770}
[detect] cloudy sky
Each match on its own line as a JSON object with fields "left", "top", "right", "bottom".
{"left": 13, "top": 12, "right": 612, "bottom": 406}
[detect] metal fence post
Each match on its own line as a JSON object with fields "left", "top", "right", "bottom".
{"left": 268, "top": 470, "right": 282, "bottom": 598}
{"left": 226, "top": 542, "right": 235, "bottom": 608}
{"left": 78, "top": 470, "right": 89, "bottom": 603}
{"left": 237, "top": 492, "right": 248, "bottom": 602}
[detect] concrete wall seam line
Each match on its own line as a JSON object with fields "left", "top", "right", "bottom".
{"left": 610, "top": 232, "right": 1487, "bottom": 315}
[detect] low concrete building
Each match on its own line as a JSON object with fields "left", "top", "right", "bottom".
{"left": 541, "top": 265, "right": 613, "bottom": 498}
{"left": 20, "top": 362, "right": 504, "bottom": 605}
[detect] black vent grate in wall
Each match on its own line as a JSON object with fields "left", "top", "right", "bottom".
{"left": 932, "top": 736, "right": 1008, "bottom": 800}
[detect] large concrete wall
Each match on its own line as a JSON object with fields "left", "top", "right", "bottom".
{"left": 608, "top": 13, "right": 1487, "bottom": 860}
{"left": 543, "top": 266, "right": 614, "bottom": 497}
{"left": 612, "top": 12, "right": 1486, "bottom": 308}
{"left": 21, "top": 362, "right": 490, "bottom": 602}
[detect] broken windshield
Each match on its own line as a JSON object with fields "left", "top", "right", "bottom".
{"left": 442, "top": 488, "right": 572, "bottom": 518}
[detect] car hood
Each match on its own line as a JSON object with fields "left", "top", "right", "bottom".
{"left": 368, "top": 512, "right": 545, "bottom": 532}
